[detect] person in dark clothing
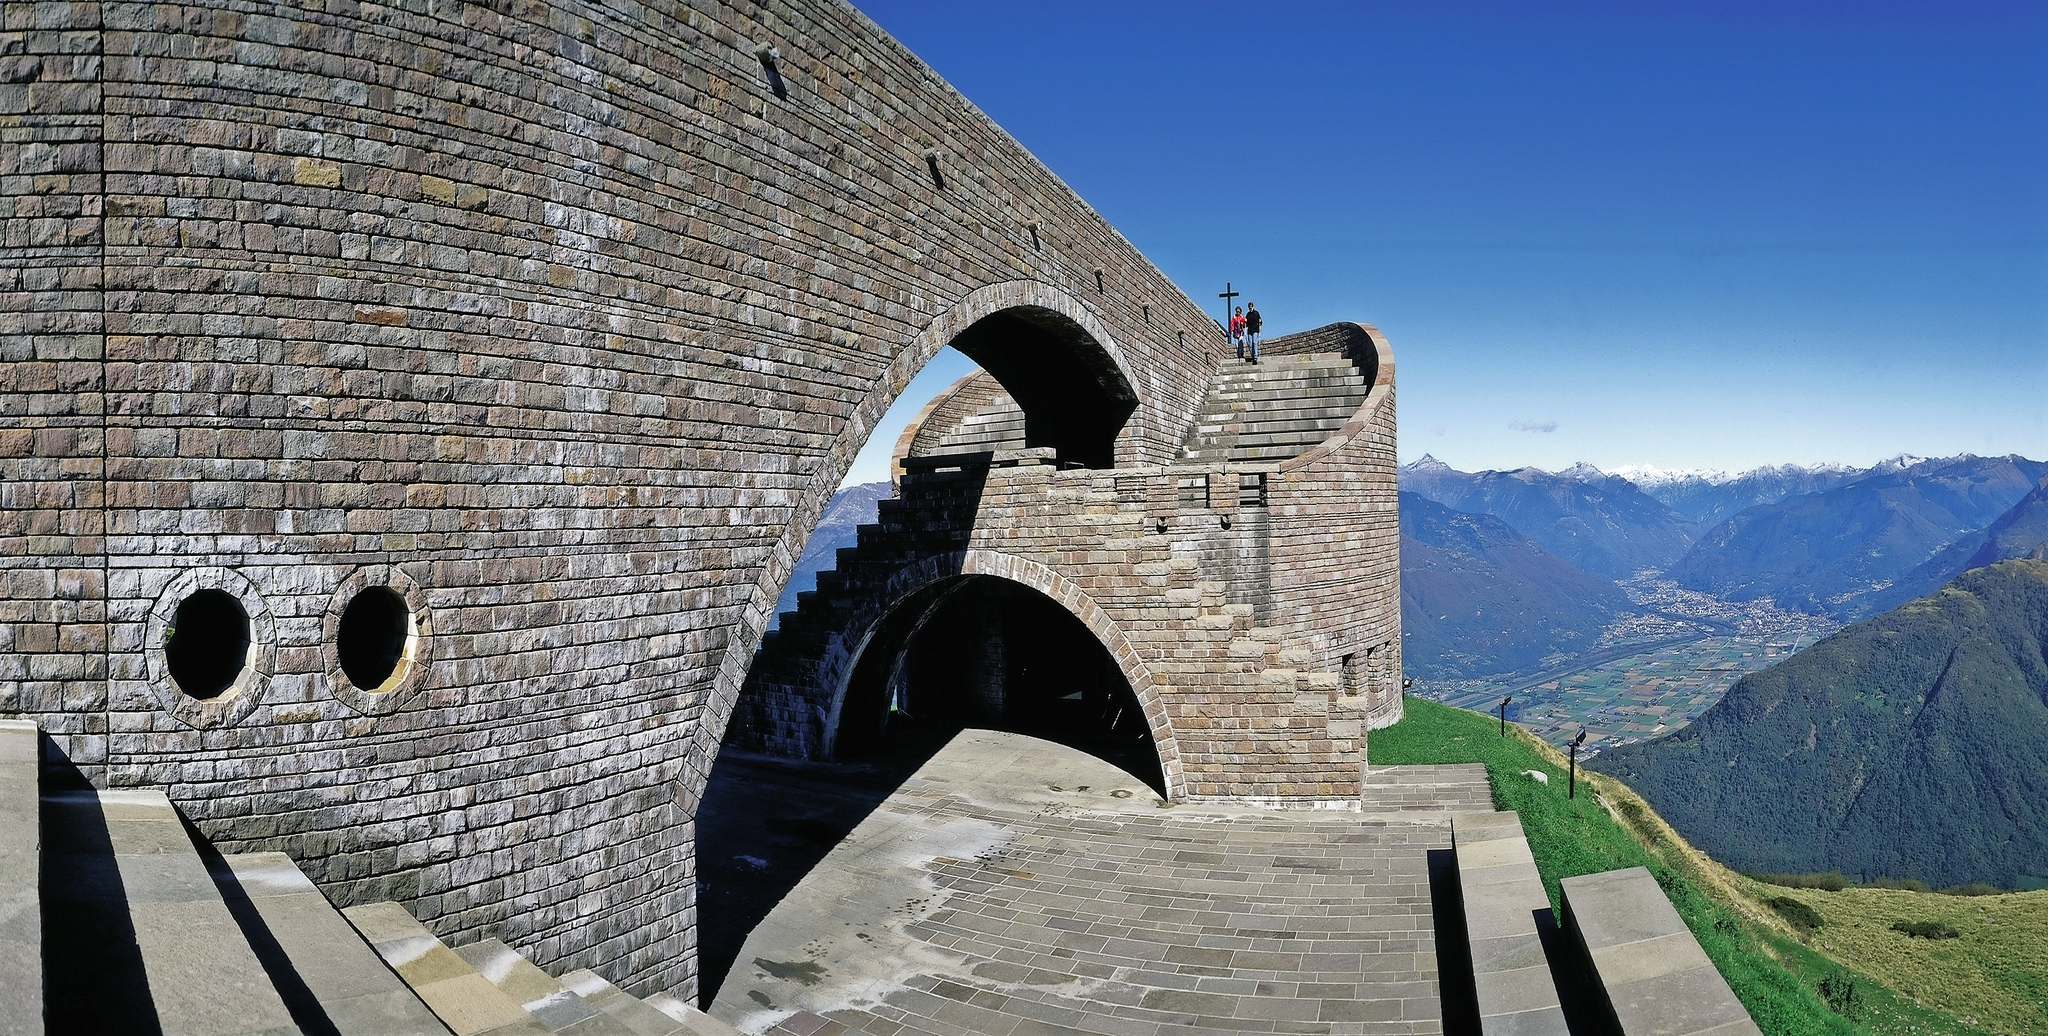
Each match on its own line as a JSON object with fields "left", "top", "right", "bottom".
{"left": 1244, "top": 303, "right": 1262, "bottom": 362}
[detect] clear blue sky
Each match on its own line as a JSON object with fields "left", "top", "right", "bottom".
{"left": 840, "top": 0, "right": 2047, "bottom": 484}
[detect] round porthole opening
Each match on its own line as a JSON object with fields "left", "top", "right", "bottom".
{"left": 165, "top": 589, "right": 253, "bottom": 700}
{"left": 338, "top": 586, "right": 415, "bottom": 693}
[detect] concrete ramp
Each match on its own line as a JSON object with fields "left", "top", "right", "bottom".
{"left": 709, "top": 730, "right": 1455, "bottom": 1035}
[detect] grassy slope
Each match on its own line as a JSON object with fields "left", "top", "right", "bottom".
{"left": 1369, "top": 695, "right": 2031, "bottom": 1036}
{"left": 1768, "top": 887, "right": 2048, "bottom": 1035}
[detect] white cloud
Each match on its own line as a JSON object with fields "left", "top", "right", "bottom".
{"left": 1510, "top": 420, "right": 1559, "bottom": 433}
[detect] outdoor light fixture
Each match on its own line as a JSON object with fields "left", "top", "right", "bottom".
{"left": 1569, "top": 728, "right": 1589, "bottom": 799}
{"left": 1498, "top": 696, "right": 1512, "bottom": 737}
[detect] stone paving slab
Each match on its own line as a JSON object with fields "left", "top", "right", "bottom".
{"left": 213, "top": 852, "right": 452, "bottom": 1036}
{"left": 0, "top": 720, "right": 38, "bottom": 1034}
{"left": 41, "top": 789, "right": 300, "bottom": 1036}
{"left": 710, "top": 730, "right": 1452, "bottom": 1035}
{"left": 1560, "top": 869, "right": 1761, "bottom": 1036}
{"left": 1361, "top": 766, "right": 1492, "bottom": 820}
{"left": 1448, "top": 813, "right": 1566, "bottom": 1036}
{"left": 343, "top": 902, "right": 549, "bottom": 1036}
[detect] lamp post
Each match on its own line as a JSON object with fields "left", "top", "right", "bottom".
{"left": 1569, "top": 729, "right": 1588, "bottom": 799}
{"left": 1498, "top": 696, "right": 1512, "bottom": 737}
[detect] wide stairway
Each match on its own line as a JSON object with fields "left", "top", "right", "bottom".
{"left": 1178, "top": 352, "right": 1373, "bottom": 464}
{"left": 0, "top": 718, "right": 730, "bottom": 1036}
{"left": 932, "top": 392, "right": 1026, "bottom": 455}
{"left": 709, "top": 729, "right": 1492, "bottom": 1036}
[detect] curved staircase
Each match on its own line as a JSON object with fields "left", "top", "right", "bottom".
{"left": 1178, "top": 352, "right": 1373, "bottom": 463}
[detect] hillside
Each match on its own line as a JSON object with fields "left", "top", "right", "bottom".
{"left": 1400, "top": 456, "right": 1694, "bottom": 578}
{"left": 1374, "top": 695, "right": 2033, "bottom": 1036}
{"left": 1398, "top": 492, "right": 1633, "bottom": 679}
{"left": 1591, "top": 558, "right": 2048, "bottom": 891}
{"left": 1865, "top": 474, "right": 2048, "bottom": 615}
{"left": 1665, "top": 454, "right": 2048, "bottom": 618}
{"left": 774, "top": 482, "right": 891, "bottom": 618}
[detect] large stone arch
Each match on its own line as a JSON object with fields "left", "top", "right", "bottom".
{"left": 806, "top": 549, "right": 1184, "bottom": 800}
{"left": 681, "top": 281, "right": 1142, "bottom": 813}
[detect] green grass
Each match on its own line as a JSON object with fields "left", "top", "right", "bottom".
{"left": 1773, "top": 885, "right": 2048, "bottom": 1035}
{"left": 1369, "top": 696, "right": 2007, "bottom": 1036}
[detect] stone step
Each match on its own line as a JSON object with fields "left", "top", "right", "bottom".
{"left": 0, "top": 719, "right": 39, "bottom": 1032}
{"left": 559, "top": 970, "right": 692, "bottom": 1036}
{"left": 640, "top": 995, "right": 742, "bottom": 1036}
{"left": 454, "top": 938, "right": 639, "bottom": 1035}
{"left": 1193, "top": 401, "right": 1363, "bottom": 422}
{"left": 211, "top": 852, "right": 453, "bottom": 1035}
{"left": 1202, "top": 385, "right": 1368, "bottom": 406}
{"left": 1361, "top": 763, "right": 1493, "bottom": 816}
{"left": 1450, "top": 811, "right": 1569, "bottom": 1036}
{"left": 343, "top": 902, "right": 550, "bottom": 1036}
{"left": 1560, "top": 868, "right": 1762, "bottom": 1036}
{"left": 42, "top": 787, "right": 299, "bottom": 1034}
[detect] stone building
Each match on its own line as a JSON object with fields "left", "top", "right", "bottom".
{"left": 0, "top": 0, "right": 1397, "bottom": 998}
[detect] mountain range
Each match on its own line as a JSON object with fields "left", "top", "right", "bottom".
{"left": 1398, "top": 492, "right": 1633, "bottom": 680}
{"left": 774, "top": 482, "right": 891, "bottom": 620}
{"left": 1591, "top": 558, "right": 2048, "bottom": 890}
{"left": 1859, "top": 473, "right": 2048, "bottom": 617}
{"left": 1619, "top": 462, "right": 1871, "bottom": 533}
{"left": 1662, "top": 454, "right": 2048, "bottom": 618}
{"left": 1399, "top": 456, "right": 1693, "bottom": 578}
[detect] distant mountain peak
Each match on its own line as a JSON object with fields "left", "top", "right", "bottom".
{"left": 1403, "top": 454, "right": 1454, "bottom": 472}
{"left": 1610, "top": 463, "right": 1733, "bottom": 486}
{"left": 1554, "top": 461, "right": 1610, "bottom": 482}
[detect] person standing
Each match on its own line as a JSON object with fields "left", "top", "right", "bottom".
{"left": 1244, "top": 302, "right": 1262, "bottom": 363}
{"left": 1230, "top": 306, "right": 1247, "bottom": 359}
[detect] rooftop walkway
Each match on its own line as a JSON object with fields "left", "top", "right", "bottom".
{"left": 708, "top": 730, "right": 1490, "bottom": 1036}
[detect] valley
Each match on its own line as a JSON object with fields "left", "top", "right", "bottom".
{"left": 1399, "top": 453, "right": 2046, "bottom": 765}
{"left": 1418, "top": 573, "right": 1840, "bottom": 751}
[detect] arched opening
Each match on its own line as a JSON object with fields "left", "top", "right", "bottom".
{"left": 697, "top": 288, "right": 1152, "bottom": 1006}
{"left": 834, "top": 575, "right": 1161, "bottom": 791}
{"left": 945, "top": 305, "right": 1137, "bottom": 469}
{"left": 697, "top": 571, "right": 1163, "bottom": 1005}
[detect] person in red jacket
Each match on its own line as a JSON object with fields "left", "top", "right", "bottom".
{"left": 1230, "top": 307, "right": 1247, "bottom": 359}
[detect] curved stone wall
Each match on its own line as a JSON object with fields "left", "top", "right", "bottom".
{"left": 1, "top": 0, "right": 1238, "bottom": 997}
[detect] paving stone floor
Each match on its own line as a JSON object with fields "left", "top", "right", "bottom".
{"left": 707, "top": 731, "right": 1489, "bottom": 1036}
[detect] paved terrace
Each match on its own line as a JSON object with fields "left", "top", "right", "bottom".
{"left": 708, "top": 731, "right": 1489, "bottom": 1036}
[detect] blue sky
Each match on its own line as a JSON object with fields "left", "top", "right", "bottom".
{"left": 840, "top": 0, "right": 2047, "bottom": 485}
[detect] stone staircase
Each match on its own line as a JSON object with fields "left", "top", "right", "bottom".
{"left": 931, "top": 391, "right": 1025, "bottom": 455}
{"left": 737, "top": 462, "right": 997, "bottom": 758}
{"left": 1178, "top": 351, "right": 1373, "bottom": 463}
{"left": 0, "top": 718, "right": 729, "bottom": 1036}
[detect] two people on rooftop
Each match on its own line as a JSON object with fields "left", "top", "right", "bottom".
{"left": 1231, "top": 302, "right": 1263, "bottom": 363}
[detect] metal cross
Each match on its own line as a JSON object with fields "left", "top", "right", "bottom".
{"left": 1218, "top": 282, "right": 1239, "bottom": 337}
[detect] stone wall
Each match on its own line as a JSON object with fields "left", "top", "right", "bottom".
{"left": 0, "top": 0, "right": 1242, "bottom": 998}
{"left": 737, "top": 321, "right": 1401, "bottom": 801}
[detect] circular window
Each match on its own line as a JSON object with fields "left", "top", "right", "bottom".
{"left": 165, "top": 588, "right": 254, "bottom": 700}
{"left": 337, "top": 586, "right": 416, "bottom": 693}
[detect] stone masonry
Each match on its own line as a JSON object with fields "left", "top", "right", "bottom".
{"left": 0, "top": 0, "right": 1399, "bottom": 1001}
